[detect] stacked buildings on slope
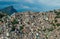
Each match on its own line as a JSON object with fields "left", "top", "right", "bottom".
{"left": 0, "top": 10, "right": 60, "bottom": 39}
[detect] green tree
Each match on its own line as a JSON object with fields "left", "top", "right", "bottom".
{"left": 11, "top": 19, "right": 19, "bottom": 24}
{"left": 11, "top": 26, "right": 15, "bottom": 31}
{"left": 20, "top": 26, "right": 23, "bottom": 31}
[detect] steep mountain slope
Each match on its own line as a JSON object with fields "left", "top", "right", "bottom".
{"left": 0, "top": 6, "right": 17, "bottom": 15}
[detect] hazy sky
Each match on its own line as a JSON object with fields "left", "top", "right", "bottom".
{"left": 0, "top": 0, "right": 60, "bottom": 12}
